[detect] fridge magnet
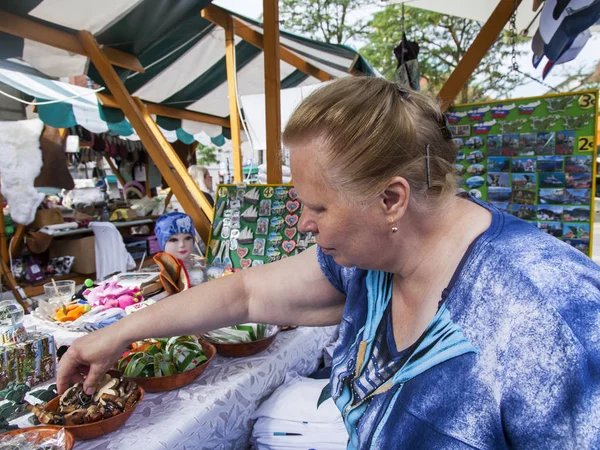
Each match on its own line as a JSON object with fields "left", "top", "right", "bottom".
{"left": 282, "top": 240, "right": 297, "bottom": 254}
{"left": 518, "top": 100, "right": 541, "bottom": 115}
{"left": 565, "top": 173, "right": 592, "bottom": 189}
{"left": 487, "top": 173, "right": 510, "bottom": 188}
{"left": 473, "top": 120, "right": 496, "bottom": 134}
{"left": 544, "top": 97, "right": 572, "bottom": 113}
{"left": 272, "top": 201, "right": 285, "bottom": 216}
{"left": 216, "top": 201, "right": 226, "bottom": 218}
{"left": 537, "top": 156, "right": 563, "bottom": 172}
{"left": 266, "top": 247, "right": 281, "bottom": 262}
{"left": 256, "top": 217, "right": 269, "bottom": 235}
{"left": 555, "top": 130, "right": 575, "bottom": 155}
{"left": 467, "top": 105, "right": 490, "bottom": 121}
{"left": 535, "top": 132, "right": 555, "bottom": 155}
{"left": 539, "top": 172, "right": 565, "bottom": 188}
{"left": 501, "top": 134, "right": 519, "bottom": 156}
{"left": 537, "top": 205, "right": 563, "bottom": 221}
{"left": 263, "top": 187, "right": 274, "bottom": 198}
{"left": 243, "top": 187, "right": 260, "bottom": 204}
{"left": 259, "top": 199, "right": 272, "bottom": 217}
{"left": 486, "top": 135, "right": 502, "bottom": 156}
{"left": 446, "top": 111, "right": 467, "bottom": 124}
{"left": 274, "top": 186, "right": 289, "bottom": 200}
{"left": 252, "top": 238, "right": 266, "bottom": 256}
{"left": 271, "top": 217, "right": 284, "bottom": 231}
{"left": 268, "top": 232, "right": 283, "bottom": 247}
{"left": 286, "top": 200, "right": 300, "bottom": 213}
{"left": 241, "top": 205, "right": 258, "bottom": 222}
{"left": 238, "top": 227, "right": 254, "bottom": 244}
{"left": 492, "top": 103, "right": 515, "bottom": 118}
{"left": 487, "top": 156, "right": 510, "bottom": 172}
{"left": 562, "top": 206, "right": 589, "bottom": 222}
{"left": 285, "top": 214, "right": 299, "bottom": 227}
{"left": 518, "top": 133, "right": 536, "bottom": 156}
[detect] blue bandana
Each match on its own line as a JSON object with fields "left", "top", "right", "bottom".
{"left": 154, "top": 212, "right": 195, "bottom": 251}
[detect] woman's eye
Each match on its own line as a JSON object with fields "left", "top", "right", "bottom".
{"left": 168, "top": 238, "right": 177, "bottom": 243}
{"left": 185, "top": 237, "right": 193, "bottom": 241}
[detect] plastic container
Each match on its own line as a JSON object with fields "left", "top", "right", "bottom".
{"left": 43, "top": 280, "right": 76, "bottom": 306}
{"left": 0, "top": 299, "right": 26, "bottom": 345}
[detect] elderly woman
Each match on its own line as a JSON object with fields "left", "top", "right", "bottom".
{"left": 58, "top": 77, "right": 600, "bottom": 448}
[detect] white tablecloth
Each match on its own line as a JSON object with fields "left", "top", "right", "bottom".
{"left": 18, "top": 326, "right": 338, "bottom": 450}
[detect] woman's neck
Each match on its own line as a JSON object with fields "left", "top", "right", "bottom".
{"left": 391, "top": 196, "right": 491, "bottom": 286}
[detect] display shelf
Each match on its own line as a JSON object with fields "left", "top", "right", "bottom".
{"left": 20, "top": 257, "right": 157, "bottom": 299}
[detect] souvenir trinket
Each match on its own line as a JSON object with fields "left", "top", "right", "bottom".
{"left": 268, "top": 232, "right": 282, "bottom": 247}
{"left": 252, "top": 238, "right": 266, "bottom": 256}
{"left": 256, "top": 217, "right": 269, "bottom": 235}
{"left": 270, "top": 217, "right": 284, "bottom": 231}
{"left": 285, "top": 214, "right": 299, "bottom": 227}
{"left": 266, "top": 247, "right": 281, "bottom": 262}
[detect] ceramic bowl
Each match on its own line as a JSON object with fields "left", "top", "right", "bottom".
{"left": 43, "top": 384, "right": 144, "bottom": 440}
{"left": 123, "top": 340, "right": 216, "bottom": 392}
{"left": 0, "top": 426, "right": 75, "bottom": 449}
{"left": 206, "top": 326, "right": 279, "bottom": 357}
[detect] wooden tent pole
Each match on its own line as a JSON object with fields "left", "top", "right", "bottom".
{"left": 79, "top": 31, "right": 213, "bottom": 242}
{"left": 225, "top": 16, "right": 244, "bottom": 183}
{"left": 104, "top": 156, "right": 127, "bottom": 187}
{"left": 202, "top": 5, "right": 333, "bottom": 82}
{"left": 437, "top": 0, "right": 522, "bottom": 110}
{"left": 263, "top": 0, "right": 283, "bottom": 184}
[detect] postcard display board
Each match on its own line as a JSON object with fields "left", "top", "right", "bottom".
{"left": 206, "top": 184, "right": 315, "bottom": 269}
{"left": 447, "top": 90, "right": 597, "bottom": 256}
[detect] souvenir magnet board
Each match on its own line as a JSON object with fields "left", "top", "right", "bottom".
{"left": 447, "top": 90, "right": 597, "bottom": 256}
{"left": 207, "top": 184, "right": 316, "bottom": 269}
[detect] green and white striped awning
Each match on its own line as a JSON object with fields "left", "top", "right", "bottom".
{"left": 0, "top": 0, "right": 375, "bottom": 139}
{"left": 0, "top": 60, "right": 226, "bottom": 145}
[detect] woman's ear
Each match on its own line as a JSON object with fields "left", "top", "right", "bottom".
{"left": 380, "top": 176, "right": 410, "bottom": 220}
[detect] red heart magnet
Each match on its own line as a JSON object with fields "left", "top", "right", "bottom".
{"left": 285, "top": 214, "right": 299, "bottom": 227}
{"left": 237, "top": 247, "right": 249, "bottom": 258}
{"left": 284, "top": 228, "right": 297, "bottom": 239}
{"left": 282, "top": 240, "right": 296, "bottom": 254}
{"left": 286, "top": 201, "right": 300, "bottom": 213}
{"left": 288, "top": 188, "right": 298, "bottom": 200}
{"left": 240, "top": 258, "right": 252, "bottom": 269}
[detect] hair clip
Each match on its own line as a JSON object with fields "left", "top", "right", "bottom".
{"left": 439, "top": 113, "right": 453, "bottom": 141}
{"left": 425, "top": 144, "right": 432, "bottom": 189}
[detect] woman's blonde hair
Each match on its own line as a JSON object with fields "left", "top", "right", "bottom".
{"left": 188, "top": 165, "right": 210, "bottom": 192}
{"left": 282, "top": 77, "right": 458, "bottom": 208}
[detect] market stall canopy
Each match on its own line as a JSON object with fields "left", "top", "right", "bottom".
{"left": 0, "top": 0, "right": 375, "bottom": 129}
{"left": 241, "top": 83, "right": 326, "bottom": 151}
{"left": 388, "top": 0, "right": 543, "bottom": 36}
{"left": 0, "top": 60, "right": 226, "bottom": 145}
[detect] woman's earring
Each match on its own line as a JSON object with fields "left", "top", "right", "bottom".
{"left": 391, "top": 223, "right": 398, "bottom": 233}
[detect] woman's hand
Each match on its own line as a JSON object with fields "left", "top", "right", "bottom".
{"left": 57, "top": 325, "right": 130, "bottom": 395}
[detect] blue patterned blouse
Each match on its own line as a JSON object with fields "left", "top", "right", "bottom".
{"left": 317, "top": 197, "right": 600, "bottom": 449}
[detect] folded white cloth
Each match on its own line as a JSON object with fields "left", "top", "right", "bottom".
{"left": 251, "top": 373, "right": 348, "bottom": 450}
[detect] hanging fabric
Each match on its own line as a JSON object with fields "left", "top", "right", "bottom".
{"left": 393, "top": 3, "right": 420, "bottom": 91}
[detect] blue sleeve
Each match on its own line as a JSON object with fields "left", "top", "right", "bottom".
{"left": 315, "top": 246, "right": 352, "bottom": 295}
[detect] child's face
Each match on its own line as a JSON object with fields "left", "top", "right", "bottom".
{"left": 164, "top": 233, "right": 194, "bottom": 261}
